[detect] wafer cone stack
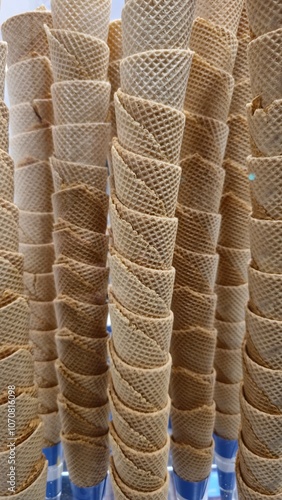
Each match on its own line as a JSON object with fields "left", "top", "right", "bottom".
{"left": 217, "top": 245, "right": 251, "bottom": 285}
{"left": 214, "top": 381, "right": 241, "bottom": 415}
{"left": 236, "top": 458, "right": 282, "bottom": 500}
{"left": 214, "top": 411, "right": 241, "bottom": 441}
{"left": 170, "top": 366, "right": 216, "bottom": 412}
{"left": 215, "top": 318, "right": 245, "bottom": 350}
{"left": 247, "top": 98, "right": 282, "bottom": 157}
{"left": 57, "top": 394, "right": 109, "bottom": 438}
{"left": 176, "top": 204, "right": 221, "bottom": 254}
{"left": 215, "top": 283, "right": 249, "bottom": 322}
{"left": 172, "top": 286, "right": 217, "bottom": 330}
{"left": 170, "top": 326, "right": 216, "bottom": 374}
{"left": 0, "top": 292, "right": 29, "bottom": 346}
{"left": 248, "top": 155, "right": 282, "bottom": 220}
{"left": 171, "top": 403, "right": 216, "bottom": 449}
{"left": 249, "top": 216, "right": 282, "bottom": 273}
{"left": 194, "top": 0, "right": 245, "bottom": 34}
{"left": 51, "top": 156, "right": 108, "bottom": 193}
{"left": 14, "top": 161, "right": 53, "bottom": 212}
{"left": 171, "top": 437, "right": 214, "bottom": 483}
{"left": 173, "top": 246, "right": 219, "bottom": 294}
{"left": 248, "top": 266, "right": 282, "bottom": 320}
{"left": 30, "top": 329, "right": 57, "bottom": 361}
{"left": 10, "top": 100, "right": 53, "bottom": 136}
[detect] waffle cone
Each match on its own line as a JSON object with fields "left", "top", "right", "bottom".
{"left": 181, "top": 111, "right": 229, "bottom": 165}
{"left": 246, "top": 0, "right": 282, "bottom": 38}
{"left": 171, "top": 402, "right": 215, "bottom": 449}
{"left": 51, "top": 80, "right": 111, "bottom": 125}
{"left": 46, "top": 27, "right": 109, "bottom": 82}
{"left": 108, "top": 60, "right": 121, "bottom": 101}
{"left": 55, "top": 328, "right": 108, "bottom": 375}
{"left": 108, "top": 383, "right": 170, "bottom": 453}
{"left": 114, "top": 89, "right": 185, "bottom": 164}
{"left": 214, "top": 411, "right": 241, "bottom": 441}
{"left": 223, "top": 158, "right": 251, "bottom": 204}
{"left": 185, "top": 54, "right": 234, "bottom": 122}
{"left": 112, "top": 139, "right": 181, "bottom": 218}
{"left": 122, "top": 0, "right": 195, "bottom": 58}
{"left": 224, "top": 115, "right": 251, "bottom": 165}
{"left": 0, "top": 459, "right": 48, "bottom": 499}
{"left": 37, "top": 385, "right": 58, "bottom": 413}
{"left": 236, "top": 458, "right": 282, "bottom": 500}
{"left": 214, "top": 347, "right": 243, "bottom": 384}
{"left": 176, "top": 204, "right": 221, "bottom": 255}
{"left": 6, "top": 56, "right": 53, "bottom": 107}
{"left": 230, "top": 79, "right": 252, "bottom": 115}
{"left": 1, "top": 10, "right": 53, "bottom": 67}
{"left": 248, "top": 155, "right": 282, "bottom": 220}
{"left": 10, "top": 128, "right": 53, "bottom": 166}
{"left": 249, "top": 216, "right": 282, "bottom": 274}
{"left": 29, "top": 300, "right": 57, "bottom": 331}
{"left": 190, "top": 17, "right": 238, "bottom": 73}
{"left": 178, "top": 154, "right": 225, "bottom": 214}
{"left": 173, "top": 246, "right": 219, "bottom": 294}
{"left": 52, "top": 123, "right": 110, "bottom": 166}
{"left": 215, "top": 319, "right": 246, "bottom": 350}
{"left": 34, "top": 359, "right": 57, "bottom": 388}
{"left": 217, "top": 245, "right": 250, "bottom": 286}
{"left": 29, "top": 329, "right": 57, "bottom": 361}
{"left": 19, "top": 210, "right": 53, "bottom": 245}
{"left": 110, "top": 302, "right": 169, "bottom": 369}
{"left": 53, "top": 256, "right": 108, "bottom": 305}
{"left": 23, "top": 272, "right": 56, "bottom": 302}
{"left": 108, "top": 20, "right": 122, "bottom": 63}
{"left": 0, "top": 390, "right": 38, "bottom": 443}
{"left": 249, "top": 266, "right": 282, "bottom": 321}
{"left": 194, "top": 0, "right": 245, "bottom": 34}
{"left": 0, "top": 156, "right": 14, "bottom": 203}
{"left": 51, "top": 155, "right": 108, "bottom": 192}
{"left": 58, "top": 394, "right": 109, "bottom": 437}
{"left": 15, "top": 161, "right": 53, "bottom": 213}
{"left": 40, "top": 411, "right": 61, "bottom": 447}
{"left": 171, "top": 437, "right": 214, "bottom": 483}
{"left": 62, "top": 432, "right": 109, "bottom": 488}
{"left": 19, "top": 243, "right": 54, "bottom": 274}
{"left": 10, "top": 100, "right": 53, "bottom": 136}
{"left": 170, "top": 366, "right": 215, "bottom": 411}
{"left": 120, "top": 49, "right": 193, "bottom": 110}
{"left": 0, "top": 255, "right": 23, "bottom": 294}
{"left": 246, "top": 304, "right": 282, "bottom": 370}
{"left": 240, "top": 387, "right": 282, "bottom": 459}
{"left": 172, "top": 286, "right": 217, "bottom": 330}
{"left": 109, "top": 290, "right": 173, "bottom": 354}
{"left": 109, "top": 250, "right": 174, "bottom": 318}
{"left": 171, "top": 327, "right": 217, "bottom": 375}
{"left": 215, "top": 283, "right": 249, "bottom": 322}
{"left": 247, "top": 98, "right": 282, "bottom": 157}
{"left": 54, "top": 294, "right": 108, "bottom": 338}
{"left": 110, "top": 196, "right": 178, "bottom": 270}
{"left": 0, "top": 201, "right": 19, "bottom": 252}
{"left": 52, "top": 185, "right": 108, "bottom": 233}
{"left": 233, "top": 35, "right": 251, "bottom": 84}
{"left": 219, "top": 193, "right": 251, "bottom": 249}
{"left": 109, "top": 340, "right": 171, "bottom": 413}
{"left": 109, "top": 459, "right": 170, "bottom": 500}
{"left": 0, "top": 421, "right": 43, "bottom": 496}
{"left": 51, "top": 0, "right": 111, "bottom": 40}
{"left": 0, "top": 293, "right": 29, "bottom": 346}
{"left": 0, "top": 42, "right": 7, "bottom": 99}
{"left": 248, "top": 27, "right": 282, "bottom": 107}
{"left": 243, "top": 342, "right": 282, "bottom": 414}
{"left": 214, "top": 380, "right": 240, "bottom": 414}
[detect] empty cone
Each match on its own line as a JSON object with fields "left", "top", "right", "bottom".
{"left": 214, "top": 381, "right": 240, "bottom": 414}
{"left": 248, "top": 266, "right": 282, "bottom": 321}
{"left": 176, "top": 204, "right": 221, "bottom": 254}
{"left": 23, "top": 272, "right": 56, "bottom": 302}
{"left": 214, "top": 347, "right": 243, "bottom": 384}
{"left": 171, "top": 327, "right": 217, "bottom": 375}
{"left": 171, "top": 437, "right": 214, "bottom": 483}
{"left": 249, "top": 216, "right": 282, "bottom": 274}
{"left": 236, "top": 458, "right": 282, "bottom": 500}
{"left": 218, "top": 193, "right": 251, "bottom": 249}
{"left": 215, "top": 283, "right": 249, "bottom": 322}
{"left": 19, "top": 243, "right": 54, "bottom": 274}
{"left": 233, "top": 35, "right": 251, "bottom": 84}
{"left": 171, "top": 402, "right": 215, "bottom": 449}
{"left": 58, "top": 394, "right": 109, "bottom": 437}
{"left": 194, "top": 0, "right": 245, "bottom": 34}
{"left": 247, "top": 98, "right": 282, "bottom": 157}
{"left": 225, "top": 115, "right": 251, "bottom": 165}
{"left": 170, "top": 366, "right": 215, "bottom": 411}
{"left": 230, "top": 78, "right": 252, "bottom": 115}
{"left": 29, "top": 300, "right": 57, "bottom": 331}
{"left": 248, "top": 155, "right": 282, "bottom": 221}
{"left": 172, "top": 286, "right": 217, "bottom": 330}
{"left": 217, "top": 245, "right": 250, "bottom": 286}
{"left": 223, "top": 159, "right": 251, "bottom": 204}
{"left": 15, "top": 161, "right": 53, "bottom": 213}
{"left": 29, "top": 329, "right": 57, "bottom": 362}
{"left": 173, "top": 246, "right": 219, "bottom": 294}
{"left": 19, "top": 210, "right": 53, "bottom": 244}
{"left": 215, "top": 319, "right": 246, "bottom": 350}
{"left": 214, "top": 411, "right": 241, "bottom": 441}
{"left": 10, "top": 128, "right": 53, "bottom": 166}
{"left": 10, "top": 100, "right": 54, "bottom": 136}
{"left": 0, "top": 293, "right": 29, "bottom": 346}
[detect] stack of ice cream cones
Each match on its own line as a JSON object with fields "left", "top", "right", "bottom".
{"left": 47, "top": 0, "right": 111, "bottom": 495}
{"left": 170, "top": 1, "right": 246, "bottom": 497}
{"left": 236, "top": 2, "right": 282, "bottom": 498}
{"left": 108, "top": 1, "right": 196, "bottom": 498}
{"left": 2, "top": 8, "right": 64, "bottom": 497}
{"left": 0, "top": 39, "right": 48, "bottom": 498}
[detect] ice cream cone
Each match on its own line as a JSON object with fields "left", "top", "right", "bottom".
{"left": 114, "top": 89, "right": 185, "bottom": 164}
{"left": 108, "top": 382, "right": 170, "bottom": 453}
{"left": 37, "top": 385, "right": 59, "bottom": 414}
{"left": 249, "top": 216, "right": 282, "bottom": 274}
{"left": 10, "top": 100, "right": 53, "bottom": 136}
{"left": 1, "top": 10, "right": 53, "bottom": 67}
{"left": 246, "top": 304, "right": 282, "bottom": 370}
{"left": 10, "top": 128, "right": 53, "bottom": 166}
{"left": 14, "top": 161, "right": 53, "bottom": 213}
{"left": 230, "top": 79, "right": 252, "bottom": 115}
{"left": 215, "top": 319, "right": 246, "bottom": 350}
{"left": 109, "top": 249, "right": 174, "bottom": 318}
{"left": 233, "top": 35, "right": 251, "bottom": 83}
{"left": 108, "top": 19, "right": 122, "bottom": 63}
{"left": 181, "top": 111, "right": 229, "bottom": 165}
{"left": 248, "top": 155, "right": 282, "bottom": 220}
{"left": 215, "top": 283, "right": 249, "bottom": 322}
{"left": 246, "top": 0, "right": 282, "bottom": 38}
{"left": 190, "top": 17, "right": 238, "bottom": 73}
{"left": 0, "top": 293, "right": 29, "bottom": 347}
{"left": 0, "top": 202, "right": 19, "bottom": 252}
{"left": 6, "top": 56, "right": 53, "bottom": 107}
{"left": 172, "top": 286, "right": 217, "bottom": 330}
{"left": 52, "top": 123, "right": 110, "bottom": 166}
{"left": 40, "top": 411, "right": 61, "bottom": 447}
{"left": 19, "top": 210, "right": 53, "bottom": 245}
{"left": 171, "top": 402, "right": 215, "bottom": 449}
{"left": 185, "top": 54, "right": 234, "bottom": 122}
{"left": 34, "top": 359, "right": 57, "bottom": 388}
{"left": 171, "top": 327, "right": 217, "bottom": 375}
{"left": 178, "top": 154, "right": 225, "bottom": 214}
{"left": 109, "top": 340, "right": 171, "bottom": 412}
{"left": 58, "top": 394, "right": 109, "bottom": 437}
{"left": 224, "top": 115, "right": 251, "bottom": 165}
{"left": 214, "top": 347, "right": 243, "bottom": 384}
{"left": 223, "top": 158, "right": 251, "bottom": 204}
{"left": 29, "top": 329, "right": 57, "bottom": 361}
{"left": 120, "top": 49, "right": 193, "bottom": 110}
{"left": 51, "top": 80, "right": 111, "bottom": 125}
{"left": 53, "top": 255, "right": 108, "bottom": 305}
{"left": 249, "top": 266, "right": 282, "bottom": 321}
{"left": 0, "top": 42, "right": 7, "bottom": 99}
{"left": 51, "top": 0, "right": 111, "bottom": 41}
{"left": 170, "top": 366, "right": 216, "bottom": 411}
{"left": 247, "top": 98, "right": 282, "bottom": 157}
{"left": 214, "top": 411, "right": 240, "bottom": 441}
{"left": 29, "top": 300, "right": 57, "bottom": 331}
{"left": 0, "top": 459, "right": 48, "bottom": 499}
{"left": 122, "top": 0, "right": 195, "bottom": 58}
{"left": 240, "top": 387, "right": 282, "bottom": 459}
{"left": 23, "top": 272, "right": 56, "bottom": 302}
{"left": 219, "top": 193, "right": 251, "bottom": 249}
{"left": 176, "top": 204, "right": 221, "bottom": 254}
{"left": 109, "top": 196, "right": 178, "bottom": 270}
{"left": 171, "top": 437, "right": 214, "bottom": 483}
{"left": 46, "top": 27, "right": 109, "bottom": 82}
{"left": 173, "top": 246, "right": 219, "bottom": 294}
{"left": 61, "top": 432, "right": 109, "bottom": 488}
{"left": 55, "top": 360, "right": 109, "bottom": 408}
{"left": 236, "top": 458, "right": 282, "bottom": 500}
{"left": 248, "top": 28, "right": 282, "bottom": 107}
{"left": 214, "top": 380, "right": 241, "bottom": 414}
{"left": 19, "top": 242, "right": 54, "bottom": 274}
{"left": 194, "top": 0, "right": 245, "bottom": 34}
{"left": 216, "top": 245, "right": 250, "bottom": 286}
{"left": 0, "top": 254, "right": 24, "bottom": 294}
{"left": 0, "top": 156, "right": 14, "bottom": 203}
{"left": 54, "top": 295, "right": 108, "bottom": 338}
